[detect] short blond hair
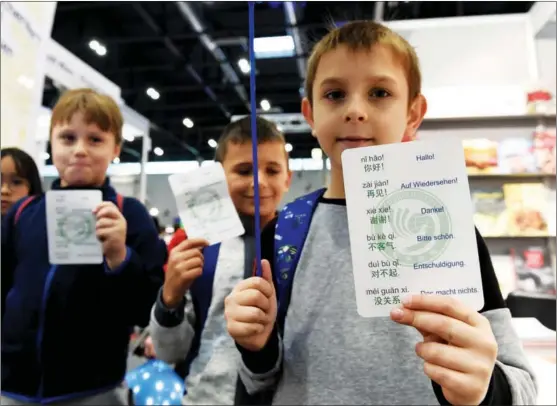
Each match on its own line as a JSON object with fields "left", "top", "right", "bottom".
{"left": 305, "top": 20, "right": 422, "bottom": 106}
{"left": 50, "top": 88, "right": 124, "bottom": 144}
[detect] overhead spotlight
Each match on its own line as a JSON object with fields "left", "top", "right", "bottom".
{"left": 154, "top": 147, "right": 164, "bottom": 156}
{"left": 88, "top": 39, "right": 107, "bottom": 56}
{"left": 285, "top": 143, "right": 293, "bottom": 152}
{"left": 238, "top": 58, "right": 250, "bottom": 74}
{"left": 123, "top": 134, "right": 135, "bottom": 142}
{"left": 182, "top": 118, "right": 194, "bottom": 128}
{"left": 208, "top": 139, "right": 217, "bottom": 148}
{"left": 149, "top": 207, "right": 160, "bottom": 217}
{"left": 41, "top": 152, "right": 50, "bottom": 160}
{"left": 113, "top": 157, "right": 120, "bottom": 164}
{"left": 146, "top": 87, "right": 160, "bottom": 100}
{"left": 260, "top": 99, "right": 271, "bottom": 111}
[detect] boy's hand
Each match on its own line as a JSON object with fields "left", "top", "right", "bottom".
{"left": 162, "top": 238, "right": 209, "bottom": 309}
{"left": 94, "top": 202, "right": 127, "bottom": 270}
{"left": 391, "top": 295, "right": 498, "bottom": 406}
{"left": 225, "top": 259, "right": 277, "bottom": 352}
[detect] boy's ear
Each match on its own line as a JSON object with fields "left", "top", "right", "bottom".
{"left": 405, "top": 94, "right": 428, "bottom": 139}
{"left": 113, "top": 142, "right": 122, "bottom": 161}
{"left": 301, "top": 98, "right": 316, "bottom": 138}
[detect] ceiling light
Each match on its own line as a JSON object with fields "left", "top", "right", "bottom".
{"left": 238, "top": 58, "right": 250, "bottom": 74}
{"left": 260, "top": 99, "right": 271, "bottom": 111}
{"left": 253, "top": 35, "right": 295, "bottom": 59}
{"left": 149, "top": 207, "right": 160, "bottom": 217}
{"left": 285, "top": 143, "right": 293, "bottom": 152}
{"left": 89, "top": 40, "right": 100, "bottom": 50}
{"left": 146, "top": 87, "right": 160, "bottom": 100}
{"left": 123, "top": 134, "right": 135, "bottom": 142}
{"left": 88, "top": 39, "right": 107, "bottom": 56}
{"left": 154, "top": 147, "right": 164, "bottom": 156}
{"left": 113, "top": 157, "right": 120, "bottom": 164}
{"left": 208, "top": 139, "right": 217, "bottom": 148}
{"left": 41, "top": 152, "right": 50, "bottom": 160}
{"left": 182, "top": 118, "right": 194, "bottom": 128}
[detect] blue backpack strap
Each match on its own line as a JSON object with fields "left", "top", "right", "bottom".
{"left": 175, "top": 242, "right": 220, "bottom": 379}
{"left": 274, "top": 188, "right": 326, "bottom": 331}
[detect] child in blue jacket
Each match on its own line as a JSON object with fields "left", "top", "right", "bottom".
{"left": 1, "top": 88, "right": 166, "bottom": 405}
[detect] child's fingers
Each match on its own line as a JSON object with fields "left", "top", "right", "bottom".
{"left": 169, "top": 248, "right": 204, "bottom": 266}
{"left": 173, "top": 258, "right": 204, "bottom": 274}
{"left": 234, "top": 276, "right": 274, "bottom": 299}
{"left": 232, "top": 288, "right": 271, "bottom": 311}
{"left": 94, "top": 204, "right": 120, "bottom": 220}
{"left": 227, "top": 320, "right": 265, "bottom": 338}
{"left": 260, "top": 260, "right": 274, "bottom": 285}
{"left": 226, "top": 305, "right": 267, "bottom": 325}
{"left": 174, "top": 238, "right": 210, "bottom": 253}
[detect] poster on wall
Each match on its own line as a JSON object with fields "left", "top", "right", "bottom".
{"left": 0, "top": 1, "right": 57, "bottom": 169}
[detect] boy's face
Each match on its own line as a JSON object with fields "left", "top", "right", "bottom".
{"left": 221, "top": 140, "right": 291, "bottom": 222}
{"left": 51, "top": 112, "right": 121, "bottom": 187}
{"left": 302, "top": 44, "right": 427, "bottom": 170}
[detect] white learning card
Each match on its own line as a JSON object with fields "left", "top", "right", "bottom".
{"left": 341, "top": 137, "right": 485, "bottom": 318}
{"left": 46, "top": 190, "right": 103, "bottom": 265}
{"left": 168, "top": 162, "right": 245, "bottom": 245}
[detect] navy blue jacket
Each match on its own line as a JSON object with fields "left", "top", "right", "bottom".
{"left": 1, "top": 178, "right": 166, "bottom": 404}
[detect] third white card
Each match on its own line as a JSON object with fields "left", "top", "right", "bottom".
{"left": 46, "top": 190, "right": 103, "bottom": 265}
{"left": 341, "top": 137, "right": 484, "bottom": 318}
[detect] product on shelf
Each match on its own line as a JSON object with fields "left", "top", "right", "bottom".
{"left": 511, "top": 246, "right": 556, "bottom": 297}
{"left": 526, "top": 88, "right": 556, "bottom": 116}
{"left": 463, "top": 139, "right": 499, "bottom": 174}
{"left": 532, "top": 127, "right": 556, "bottom": 174}
{"left": 502, "top": 183, "right": 549, "bottom": 236}
{"left": 497, "top": 138, "right": 537, "bottom": 174}
{"left": 471, "top": 185, "right": 507, "bottom": 236}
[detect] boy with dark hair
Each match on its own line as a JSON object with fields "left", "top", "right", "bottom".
{"left": 1, "top": 88, "right": 167, "bottom": 405}
{"left": 225, "top": 21, "right": 536, "bottom": 405}
{"left": 149, "top": 116, "right": 291, "bottom": 405}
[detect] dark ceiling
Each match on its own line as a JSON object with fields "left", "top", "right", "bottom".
{"left": 45, "top": 1, "right": 535, "bottom": 163}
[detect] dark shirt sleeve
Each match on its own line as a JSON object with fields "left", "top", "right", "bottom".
{"left": 106, "top": 198, "right": 167, "bottom": 328}
{"left": 432, "top": 227, "right": 512, "bottom": 405}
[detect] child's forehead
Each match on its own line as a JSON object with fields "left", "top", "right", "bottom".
{"left": 224, "top": 140, "right": 288, "bottom": 164}
{"left": 314, "top": 44, "right": 405, "bottom": 81}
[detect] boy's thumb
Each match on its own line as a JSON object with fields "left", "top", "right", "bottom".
{"left": 260, "top": 259, "right": 274, "bottom": 285}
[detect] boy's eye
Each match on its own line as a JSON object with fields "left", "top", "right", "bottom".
{"left": 370, "top": 88, "right": 391, "bottom": 98}
{"left": 61, "top": 133, "right": 75, "bottom": 142}
{"left": 237, "top": 168, "right": 252, "bottom": 176}
{"left": 324, "top": 90, "right": 345, "bottom": 101}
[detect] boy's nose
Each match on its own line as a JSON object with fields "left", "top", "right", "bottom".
{"left": 344, "top": 98, "right": 368, "bottom": 123}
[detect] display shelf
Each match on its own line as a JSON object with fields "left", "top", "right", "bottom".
{"left": 468, "top": 173, "right": 556, "bottom": 180}
{"left": 421, "top": 113, "right": 556, "bottom": 131}
{"left": 483, "top": 235, "right": 556, "bottom": 240}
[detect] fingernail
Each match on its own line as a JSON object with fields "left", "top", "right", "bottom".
{"left": 390, "top": 308, "right": 404, "bottom": 320}
{"left": 402, "top": 296, "right": 412, "bottom": 306}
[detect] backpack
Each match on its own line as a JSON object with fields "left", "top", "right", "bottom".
{"left": 175, "top": 189, "right": 326, "bottom": 379}
{"left": 14, "top": 193, "right": 125, "bottom": 225}
{"left": 272, "top": 188, "right": 326, "bottom": 331}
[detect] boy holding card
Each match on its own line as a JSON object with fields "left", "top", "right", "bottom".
{"left": 226, "top": 21, "right": 537, "bottom": 405}
{"left": 149, "top": 116, "right": 291, "bottom": 404}
{"left": 1, "top": 89, "right": 166, "bottom": 405}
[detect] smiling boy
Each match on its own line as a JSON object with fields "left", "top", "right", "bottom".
{"left": 149, "top": 116, "right": 291, "bottom": 405}
{"left": 1, "top": 89, "right": 166, "bottom": 405}
{"left": 225, "top": 21, "right": 536, "bottom": 405}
